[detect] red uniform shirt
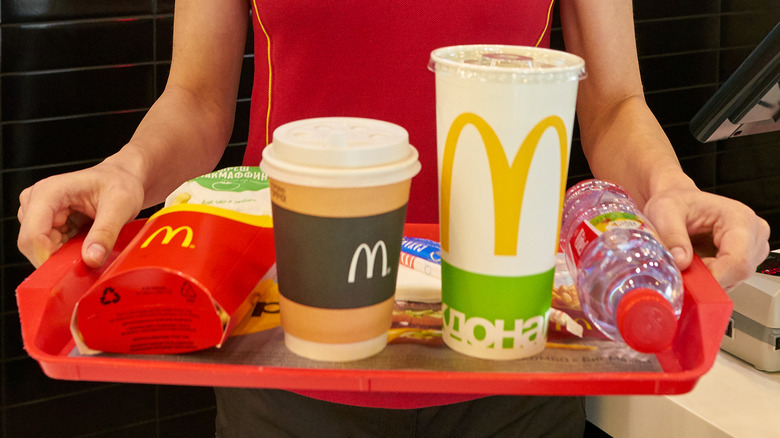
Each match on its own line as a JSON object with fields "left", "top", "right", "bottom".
{"left": 244, "top": 0, "right": 555, "bottom": 224}
{"left": 244, "top": 0, "right": 554, "bottom": 408}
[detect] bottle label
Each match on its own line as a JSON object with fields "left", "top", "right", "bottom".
{"left": 568, "top": 212, "right": 653, "bottom": 266}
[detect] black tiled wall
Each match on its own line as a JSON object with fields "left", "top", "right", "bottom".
{"left": 0, "top": 2, "right": 245, "bottom": 436}
{"left": 1, "top": 1, "right": 779, "bottom": 437}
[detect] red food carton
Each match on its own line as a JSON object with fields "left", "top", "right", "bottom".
{"left": 70, "top": 204, "right": 275, "bottom": 354}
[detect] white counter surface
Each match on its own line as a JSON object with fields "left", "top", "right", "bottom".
{"left": 586, "top": 351, "right": 780, "bottom": 437}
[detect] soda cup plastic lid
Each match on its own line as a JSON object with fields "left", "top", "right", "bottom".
{"left": 428, "top": 45, "right": 586, "bottom": 84}
{"left": 616, "top": 288, "right": 678, "bottom": 353}
{"left": 261, "top": 117, "right": 421, "bottom": 187}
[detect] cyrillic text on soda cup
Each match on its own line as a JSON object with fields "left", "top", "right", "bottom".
{"left": 443, "top": 302, "right": 548, "bottom": 350}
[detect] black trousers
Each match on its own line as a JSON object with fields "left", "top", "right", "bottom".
{"left": 215, "top": 388, "right": 586, "bottom": 438}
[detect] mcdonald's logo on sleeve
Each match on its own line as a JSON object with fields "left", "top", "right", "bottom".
{"left": 140, "top": 225, "right": 195, "bottom": 249}
{"left": 440, "top": 113, "right": 568, "bottom": 256}
{"left": 347, "top": 240, "right": 390, "bottom": 283}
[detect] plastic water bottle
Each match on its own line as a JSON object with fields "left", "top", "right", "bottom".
{"left": 560, "top": 179, "right": 684, "bottom": 353}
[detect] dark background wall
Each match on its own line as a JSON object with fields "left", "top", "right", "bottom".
{"left": 1, "top": 1, "right": 779, "bottom": 436}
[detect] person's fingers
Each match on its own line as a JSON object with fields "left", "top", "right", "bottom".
{"left": 19, "top": 232, "right": 57, "bottom": 268}
{"left": 18, "top": 162, "right": 147, "bottom": 269}
{"left": 644, "top": 190, "right": 770, "bottom": 290}
{"left": 705, "top": 214, "right": 770, "bottom": 290}
{"left": 57, "top": 212, "right": 92, "bottom": 243}
{"left": 684, "top": 198, "right": 770, "bottom": 290}
{"left": 17, "top": 187, "right": 31, "bottom": 223}
{"left": 703, "top": 229, "right": 755, "bottom": 291}
{"left": 642, "top": 196, "right": 693, "bottom": 271}
{"left": 20, "top": 206, "right": 91, "bottom": 267}
{"left": 17, "top": 185, "right": 66, "bottom": 268}
{"left": 80, "top": 191, "right": 141, "bottom": 268}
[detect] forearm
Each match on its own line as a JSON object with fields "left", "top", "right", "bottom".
{"left": 103, "top": 0, "right": 249, "bottom": 209}
{"left": 108, "top": 85, "right": 235, "bottom": 209}
{"left": 577, "top": 93, "right": 696, "bottom": 208}
{"left": 560, "top": 0, "right": 696, "bottom": 207}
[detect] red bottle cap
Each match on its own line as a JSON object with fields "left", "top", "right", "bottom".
{"left": 616, "top": 288, "right": 678, "bottom": 353}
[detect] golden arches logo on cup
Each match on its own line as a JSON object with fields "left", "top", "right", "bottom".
{"left": 140, "top": 225, "right": 195, "bottom": 249}
{"left": 440, "top": 113, "right": 569, "bottom": 257}
{"left": 348, "top": 240, "right": 391, "bottom": 284}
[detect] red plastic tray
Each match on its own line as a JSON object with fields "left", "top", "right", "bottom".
{"left": 17, "top": 222, "right": 732, "bottom": 401}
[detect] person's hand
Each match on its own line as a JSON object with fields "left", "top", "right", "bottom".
{"left": 17, "top": 160, "right": 145, "bottom": 269}
{"left": 643, "top": 186, "right": 770, "bottom": 291}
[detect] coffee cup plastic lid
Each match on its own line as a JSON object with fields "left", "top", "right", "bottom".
{"left": 428, "top": 45, "right": 586, "bottom": 84}
{"left": 261, "top": 117, "right": 421, "bottom": 188}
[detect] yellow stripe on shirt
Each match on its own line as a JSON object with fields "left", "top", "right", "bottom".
{"left": 252, "top": 0, "right": 274, "bottom": 146}
{"left": 536, "top": 0, "right": 557, "bottom": 47}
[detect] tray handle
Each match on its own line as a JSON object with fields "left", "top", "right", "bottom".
{"left": 16, "top": 220, "right": 147, "bottom": 360}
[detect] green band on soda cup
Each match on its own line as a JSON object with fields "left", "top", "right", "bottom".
{"left": 442, "top": 261, "right": 553, "bottom": 319}
{"left": 441, "top": 261, "right": 553, "bottom": 356}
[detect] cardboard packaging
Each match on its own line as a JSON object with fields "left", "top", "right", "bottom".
{"left": 70, "top": 204, "right": 275, "bottom": 354}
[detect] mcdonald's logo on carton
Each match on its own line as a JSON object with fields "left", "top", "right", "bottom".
{"left": 71, "top": 204, "right": 276, "bottom": 355}
{"left": 140, "top": 225, "right": 195, "bottom": 249}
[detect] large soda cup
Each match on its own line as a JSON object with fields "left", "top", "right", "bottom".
{"left": 261, "top": 117, "right": 421, "bottom": 361}
{"left": 429, "top": 45, "right": 585, "bottom": 360}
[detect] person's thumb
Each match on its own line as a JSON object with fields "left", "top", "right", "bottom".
{"left": 644, "top": 208, "right": 693, "bottom": 272}
{"left": 81, "top": 202, "right": 138, "bottom": 269}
